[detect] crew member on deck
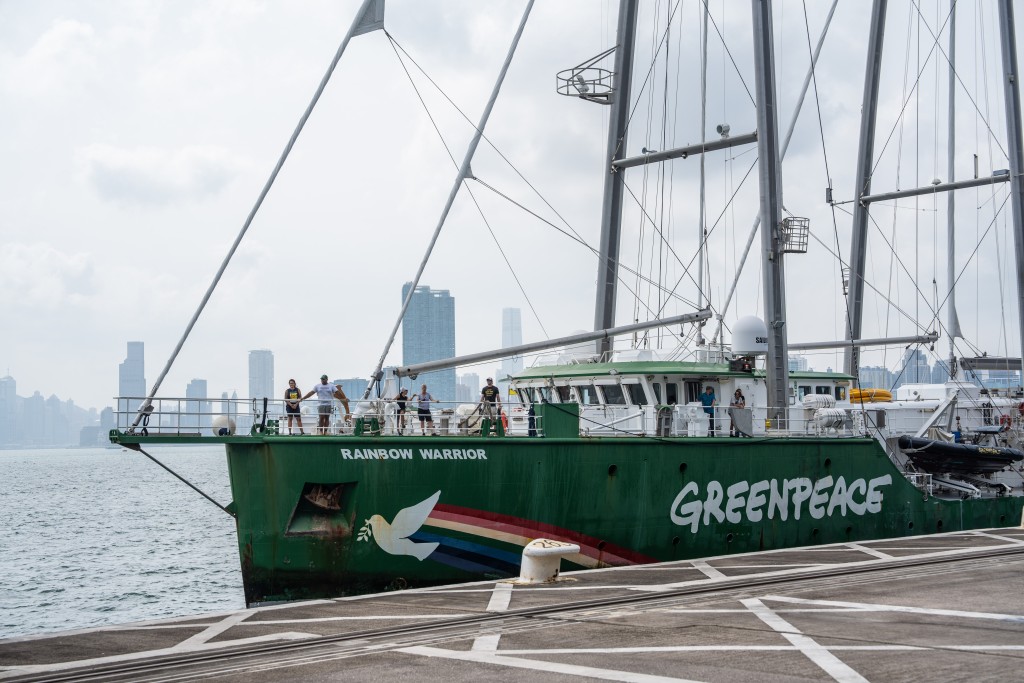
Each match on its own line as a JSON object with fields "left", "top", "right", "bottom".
{"left": 302, "top": 375, "right": 350, "bottom": 434}
{"left": 480, "top": 377, "right": 502, "bottom": 426}
{"left": 284, "top": 379, "right": 305, "bottom": 435}
{"left": 701, "top": 385, "right": 717, "bottom": 437}
{"left": 416, "top": 384, "right": 435, "bottom": 435}
{"left": 729, "top": 389, "right": 745, "bottom": 437}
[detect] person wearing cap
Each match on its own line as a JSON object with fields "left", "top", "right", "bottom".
{"left": 302, "top": 375, "right": 350, "bottom": 434}
{"left": 480, "top": 377, "right": 502, "bottom": 428}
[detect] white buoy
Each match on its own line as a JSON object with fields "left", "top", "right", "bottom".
{"left": 212, "top": 415, "right": 236, "bottom": 436}
{"left": 517, "top": 538, "right": 580, "bottom": 584}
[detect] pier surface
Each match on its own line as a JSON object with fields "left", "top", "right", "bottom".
{"left": 3, "top": 527, "right": 1023, "bottom": 682}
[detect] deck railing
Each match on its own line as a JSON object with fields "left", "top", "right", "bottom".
{"left": 113, "top": 396, "right": 868, "bottom": 439}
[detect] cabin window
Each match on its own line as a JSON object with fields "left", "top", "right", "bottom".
{"left": 653, "top": 382, "right": 663, "bottom": 403}
{"left": 576, "top": 384, "right": 599, "bottom": 405}
{"left": 834, "top": 386, "right": 847, "bottom": 401}
{"left": 815, "top": 386, "right": 831, "bottom": 395}
{"left": 625, "top": 383, "right": 648, "bottom": 406}
{"left": 601, "top": 384, "right": 626, "bottom": 405}
{"left": 519, "top": 387, "right": 535, "bottom": 403}
{"left": 685, "top": 381, "right": 702, "bottom": 403}
{"left": 797, "top": 385, "right": 811, "bottom": 400}
{"left": 556, "top": 386, "right": 572, "bottom": 403}
{"left": 664, "top": 382, "right": 679, "bottom": 405}
{"left": 538, "top": 386, "right": 551, "bottom": 403}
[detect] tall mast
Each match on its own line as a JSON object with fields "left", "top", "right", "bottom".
{"left": 594, "top": 0, "right": 640, "bottom": 356}
{"left": 946, "top": 2, "right": 961, "bottom": 379}
{"left": 998, "top": 0, "right": 1024, "bottom": 375}
{"left": 751, "top": 0, "right": 790, "bottom": 421}
{"left": 844, "top": 0, "right": 887, "bottom": 378}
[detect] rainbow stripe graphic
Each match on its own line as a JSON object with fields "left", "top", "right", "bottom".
{"left": 409, "top": 503, "right": 657, "bottom": 576}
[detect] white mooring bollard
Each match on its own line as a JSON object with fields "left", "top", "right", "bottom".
{"left": 517, "top": 538, "right": 580, "bottom": 584}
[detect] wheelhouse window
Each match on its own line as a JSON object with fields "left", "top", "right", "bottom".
{"left": 815, "top": 386, "right": 831, "bottom": 395}
{"left": 625, "top": 383, "right": 648, "bottom": 406}
{"left": 556, "top": 386, "right": 572, "bottom": 403}
{"left": 577, "top": 384, "right": 599, "bottom": 405}
{"left": 797, "top": 385, "right": 811, "bottom": 400}
{"left": 834, "top": 386, "right": 847, "bottom": 401}
{"left": 685, "top": 381, "right": 701, "bottom": 403}
{"left": 600, "top": 384, "right": 626, "bottom": 405}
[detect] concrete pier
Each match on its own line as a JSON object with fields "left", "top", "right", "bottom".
{"left": 2, "top": 527, "right": 1023, "bottom": 682}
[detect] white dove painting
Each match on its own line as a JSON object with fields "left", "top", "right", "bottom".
{"left": 356, "top": 491, "right": 441, "bottom": 561}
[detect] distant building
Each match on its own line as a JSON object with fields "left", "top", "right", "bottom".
{"left": 788, "top": 356, "right": 809, "bottom": 373}
{"left": 859, "top": 365, "right": 895, "bottom": 390}
{"left": 117, "top": 341, "right": 146, "bottom": 429}
{"left": 899, "top": 349, "right": 931, "bottom": 385}
{"left": 185, "top": 378, "right": 211, "bottom": 434}
{"left": 457, "top": 372, "right": 481, "bottom": 403}
{"left": 499, "top": 309, "right": 524, "bottom": 395}
{"left": 401, "top": 283, "right": 456, "bottom": 403}
{"left": 335, "top": 378, "right": 368, "bottom": 403}
{"left": 0, "top": 375, "right": 17, "bottom": 446}
{"left": 248, "top": 350, "right": 275, "bottom": 403}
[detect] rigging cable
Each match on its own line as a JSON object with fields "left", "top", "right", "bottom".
{"left": 384, "top": 31, "right": 548, "bottom": 340}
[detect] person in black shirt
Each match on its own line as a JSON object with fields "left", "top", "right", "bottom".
{"left": 480, "top": 377, "right": 502, "bottom": 423}
{"left": 284, "top": 379, "right": 305, "bottom": 435}
{"left": 395, "top": 388, "right": 409, "bottom": 435}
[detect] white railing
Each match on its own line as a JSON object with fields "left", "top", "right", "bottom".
{"left": 113, "top": 396, "right": 869, "bottom": 439}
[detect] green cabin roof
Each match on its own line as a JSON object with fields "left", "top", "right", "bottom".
{"left": 511, "top": 360, "right": 854, "bottom": 382}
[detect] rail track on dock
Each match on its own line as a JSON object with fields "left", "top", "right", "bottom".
{"left": 8, "top": 544, "right": 1024, "bottom": 683}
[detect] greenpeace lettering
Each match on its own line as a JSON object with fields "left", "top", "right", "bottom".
{"left": 669, "top": 475, "right": 893, "bottom": 532}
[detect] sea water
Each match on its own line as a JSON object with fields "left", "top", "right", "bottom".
{"left": 0, "top": 445, "right": 244, "bottom": 638}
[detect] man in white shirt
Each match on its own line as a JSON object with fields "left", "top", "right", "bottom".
{"left": 302, "top": 374, "right": 350, "bottom": 434}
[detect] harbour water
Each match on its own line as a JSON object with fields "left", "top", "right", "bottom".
{"left": 0, "top": 445, "right": 244, "bottom": 639}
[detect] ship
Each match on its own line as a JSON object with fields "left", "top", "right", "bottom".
{"left": 111, "top": 0, "right": 1024, "bottom": 605}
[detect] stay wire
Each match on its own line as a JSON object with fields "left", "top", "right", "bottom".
{"left": 133, "top": 445, "right": 234, "bottom": 518}
{"left": 473, "top": 178, "right": 704, "bottom": 313}
{"left": 385, "top": 31, "right": 548, "bottom": 338}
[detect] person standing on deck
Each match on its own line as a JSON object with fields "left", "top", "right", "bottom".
{"left": 416, "top": 384, "right": 435, "bottom": 435}
{"left": 284, "top": 379, "right": 305, "bottom": 435}
{"left": 700, "top": 385, "right": 717, "bottom": 436}
{"left": 395, "top": 388, "right": 409, "bottom": 435}
{"left": 480, "top": 377, "right": 502, "bottom": 426}
{"left": 729, "top": 389, "right": 745, "bottom": 437}
{"left": 302, "top": 375, "right": 350, "bottom": 434}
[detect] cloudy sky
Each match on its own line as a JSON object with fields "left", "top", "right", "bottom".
{"left": 1, "top": 0, "right": 1022, "bottom": 412}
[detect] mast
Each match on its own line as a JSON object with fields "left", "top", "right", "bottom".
{"left": 594, "top": 0, "right": 640, "bottom": 357}
{"left": 844, "top": 0, "right": 887, "bottom": 378}
{"left": 751, "top": 0, "right": 790, "bottom": 422}
{"left": 946, "top": 2, "right": 961, "bottom": 379}
{"left": 998, "top": 0, "right": 1024, "bottom": 376}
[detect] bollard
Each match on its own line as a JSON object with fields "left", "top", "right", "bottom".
{"left": 517, "top": 538, "right": 580, "bottom": 584}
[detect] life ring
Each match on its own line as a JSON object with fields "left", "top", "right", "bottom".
{"left": 501, "top": 411, "right": 508, "bottom": 431}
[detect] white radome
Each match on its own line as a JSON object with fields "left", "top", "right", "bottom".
{"left": 732, "top": 316, "right": 769, "bottom": 356}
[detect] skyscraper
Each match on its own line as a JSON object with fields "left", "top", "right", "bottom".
{"left": 0, "top": 375, "right": 17, "bottom": 446}
{"left": 185, "top": 378, "right": 211, "bottom": 434}
{"left": 117, "top": 341, "right": 146, "bottom": 429}
{"left": 401, "top": 283, "right": 456, "bottom": 403}
{"left": 499, "top": 308, "right": 523, "bottom": 382}
{"left": 249, "top": 350, "right": 275, "bottom": 402}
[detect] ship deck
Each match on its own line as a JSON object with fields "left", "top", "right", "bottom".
{"left": 3, "top": 527, "right": 1024, "bottom": 682}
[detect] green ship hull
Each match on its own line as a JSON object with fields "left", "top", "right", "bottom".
{"left": 155, "top": 429, "right": 1021, "bottom": 605}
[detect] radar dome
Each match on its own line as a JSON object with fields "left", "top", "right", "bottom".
{"left": 732, "top": 316, "right": 768, "bottom": 356}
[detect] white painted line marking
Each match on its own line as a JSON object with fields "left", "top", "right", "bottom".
{"left": 489, "top": 644, "right": 1024, "bottom": 655}
{"left": 969, "top": 530, "right": 1024, "bottom": 545}
{"left": 742, "top": 598, "right": 867, "bottom": 683}
{"left": 763, "top": 595, "right": 1024, "bottom": 622}
{"left": 486, "top": 582, "right": 514, "bottom": 612}
{"left": 844, "top": 543, "right": 893, "bottom": 559}
{"left": 0, "top": 632, "right": 316, "bottom": 679}
{"left": 472, "top": 582, "right": 514, "bottom": 652}
{"left": 690, "top": 560, "right": 726, "bottom": 580}
{"left": 399, "top": 645, "right": 703, "bottom": 682}
{"left": 243, "top": 614, "right": 473, "bottom": 624}
{"left": 173, "top": 610, "right": 250, "bottom": 650}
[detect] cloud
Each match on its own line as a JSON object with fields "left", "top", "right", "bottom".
{"left": 76, "top": 144, "right": 242, "bottom": 205}
{"left": 0, "top": 19, "right": 98, "bottom": 96}
{"left": 0, "top": 242, "right": 95, "bottom": 308}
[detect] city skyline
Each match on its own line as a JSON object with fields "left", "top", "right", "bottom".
{"left": 401, "top": 283, "right": 457, "bottom": 404}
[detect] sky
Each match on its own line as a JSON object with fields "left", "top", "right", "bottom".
{"left": 1, "top": 0, "right": 1023, "bottom": 412}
